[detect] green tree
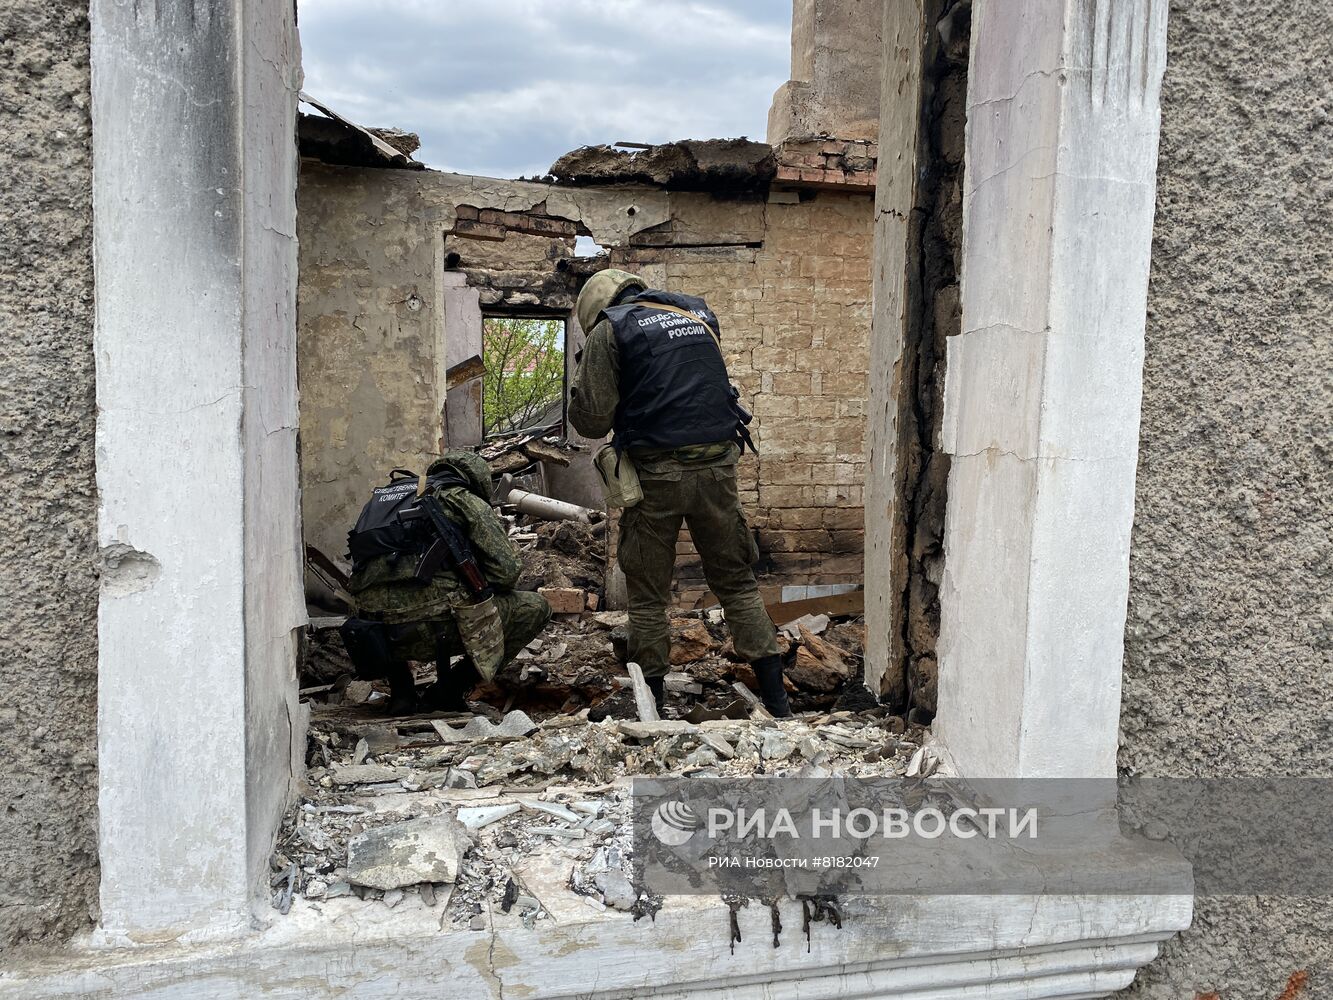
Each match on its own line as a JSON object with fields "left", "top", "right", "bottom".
{"left": 482, "top": 317, "right": 565, "bottom": 435}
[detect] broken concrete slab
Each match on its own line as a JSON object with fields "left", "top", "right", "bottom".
{"left": 626, "top": 662, "right": 660, "bottom": 723}
{"left": 457, "top": 803, "right": 521, "bottom": 831}
{"left": 345, "top": 815, "right": 471, "bottom": 890}
{"left": 760, "top": 729, "right": 796, "bottom": 761}
{"left": 433, "top": 710, "right": 538, "bottom": 744}
{"left": 699, "top": 731, "right": 737, "bottom": 760}
{"left": 595, "top": 869, "right": 638, "bottom": 911}
{"left": 779, "top": 613, "right": 831, "bottom": 639}
{"left": 330, "top": 764, "right": 410, "bottom": 785}
{"left": 617, "top": 720, "right": 697, "bottom": 740}
{"left": 516, "top": 797, "right": 583, "bottom": 824}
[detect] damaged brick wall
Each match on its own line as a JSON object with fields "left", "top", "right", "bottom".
{"left": 0, "top": 0, "right": 100, "bottom": 947}
{"left": 296, "top": 157, "right": 876, "bottom": 603}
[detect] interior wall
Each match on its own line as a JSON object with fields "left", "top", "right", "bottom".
{"left": 0, "top": 0, "right": 100, "bottom": 949}
{"left": 1119, "top": 0, "right": 1333, "bottom": 994}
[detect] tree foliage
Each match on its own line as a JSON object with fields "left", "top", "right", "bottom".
{"left": 482, "top": 317, "right": 565, "bottom": 435}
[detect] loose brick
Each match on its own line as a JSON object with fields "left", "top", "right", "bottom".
{"left": 538, "top": 587, "right": 586, "bottom": 615}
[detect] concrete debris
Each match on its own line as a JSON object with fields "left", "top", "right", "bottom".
{"left": 549, "top": 138, "right": 776, "bottom": 192}
{"left": 277, "top": 700, "right": 921, "bottom": 920}
{"left": 433, "top": 710, "right": 538, "bottom": 744}
{"left": 618, "top": 720, "right": 696, "bottom": 740}
{"left": 530, "top": 826, "right": 584, "bottom": 840}
{"left": 595, "top": 869, "right": 638, "bottom": 911}
{"left": 626, "top": 662, "right": 660, "bottom": 723}
{"left": 345, "top": 815, "right": 471, "bottom": 890}
{"left": 779, "top": 613, "right": 831, "bottom": 639}
{"left": 760, "top": 729, "right": 796, "bottom": 761}
{"left": 331, "top": 764, "right": 409, "bottom": 785}
{"left": 458, "top": 803, "right": 522, "bottom": 831}
{"left": 906, "top": 746, "right": 939, "bottom": 779}
{"left": 286, "top": 553, "right": 912, "bottom": 922}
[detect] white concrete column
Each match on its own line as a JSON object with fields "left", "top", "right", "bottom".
{"left": 934, "top": 0, "right": 1169, "bottom": 778}
{"left": 91, "top": 0, "right": 304, "bottom": 941}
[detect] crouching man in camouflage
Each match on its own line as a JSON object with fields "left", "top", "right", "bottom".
{"left": 340, "top": 450, "right": 551, "bottom": 715}
{"left": 569, "top": 269, "right": 791, "bottom": 717}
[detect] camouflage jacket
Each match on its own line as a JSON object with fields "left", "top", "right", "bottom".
{"left": 569, "top": 318, "right": 736, "bottom": 473}
{"left": 348, "top": 484, "right": 522, "bottom": 625}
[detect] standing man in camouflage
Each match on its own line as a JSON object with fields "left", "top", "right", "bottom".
{"left": 570, "top": 269, "right": 791, "bottom": 717}
{"left": 342, "top": 451, "right": 551, "bottom": 714}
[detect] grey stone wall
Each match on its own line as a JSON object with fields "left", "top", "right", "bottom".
{"left": 1122, "top": 0, "right": 1333, "bottom": 995}
{"left": 0, "top": 1, "right": 100, "bottom": 947}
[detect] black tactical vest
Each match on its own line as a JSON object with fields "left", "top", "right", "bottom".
{"left": 601, "top": 290, "right": 739, "bottom": 452}
{"left": 346, "top": 467, "right": 466, "bottom": 571}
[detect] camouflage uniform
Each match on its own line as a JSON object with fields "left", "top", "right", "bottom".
{"left": 348, "top": 453, "right": 551, "bottom": 674}
{"left": 569, "top": 273, "right": 780, "bottom": 682}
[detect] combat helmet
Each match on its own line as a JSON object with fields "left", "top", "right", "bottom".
{"left": 575, "top": 268, "right": 646, "bottom": 334}
{"left": 427, "top": 450, "right": 494, "bottom": 505}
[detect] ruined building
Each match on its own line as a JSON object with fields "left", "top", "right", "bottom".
{"left": 1, "top": 0, "right": 1329, "bottom": 998}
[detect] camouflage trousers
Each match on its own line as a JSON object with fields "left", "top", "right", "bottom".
{"left": 617, "top": 461, "right": 779, "bottom": 678}
{"left": 386, "top": 590, "right": 552, "bottom": 669}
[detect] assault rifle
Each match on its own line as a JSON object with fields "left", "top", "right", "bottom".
{"left": 729, "top": 384, "right": 758, "bottom": 455}
{"left": 396, "top": 497, "right": 492, "bottom": 597}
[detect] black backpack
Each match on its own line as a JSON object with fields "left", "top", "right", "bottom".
{"left": 346, "top": 467, "right": 466, "bottom": 571}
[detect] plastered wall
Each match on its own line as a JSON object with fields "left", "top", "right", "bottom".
{"left": 0, "top": 0, "right": 100, "bottom": 948}
{"left": 1120, "top": 0, "right": 1333, "bottom": 994}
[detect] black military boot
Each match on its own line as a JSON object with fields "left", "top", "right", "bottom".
{"left": 750, "top": 654, "right": 792, "bottom": 718}
{"left": 646, "top": 675, "right": 666, "bottom": 715}
{"left": 384, "top": 661, "right": 419, "bottom": 716}
{"left": 421, "top": 659, "right": 481, "bottom": 713}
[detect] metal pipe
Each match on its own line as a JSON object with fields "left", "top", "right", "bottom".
{"left": 505, "top": 487, "right": 594, "bottom": 524}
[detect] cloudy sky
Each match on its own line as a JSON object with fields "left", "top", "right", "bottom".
{"left": 298, "top": 0, "right": 792, "bottom": 177}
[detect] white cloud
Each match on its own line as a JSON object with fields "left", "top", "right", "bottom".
{"left": 297, "top": 0, "right": 791, "bottom": 176}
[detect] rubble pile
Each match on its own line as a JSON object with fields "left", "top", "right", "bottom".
{"left": 272, "top": 700, "right": 923, "bottom": 922}
{"left": 283, "top": 456, "right": 907, "bottom": 924}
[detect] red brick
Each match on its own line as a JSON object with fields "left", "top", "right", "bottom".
{"left": 538, "top": 587, "right": 586, "bottom": 614}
